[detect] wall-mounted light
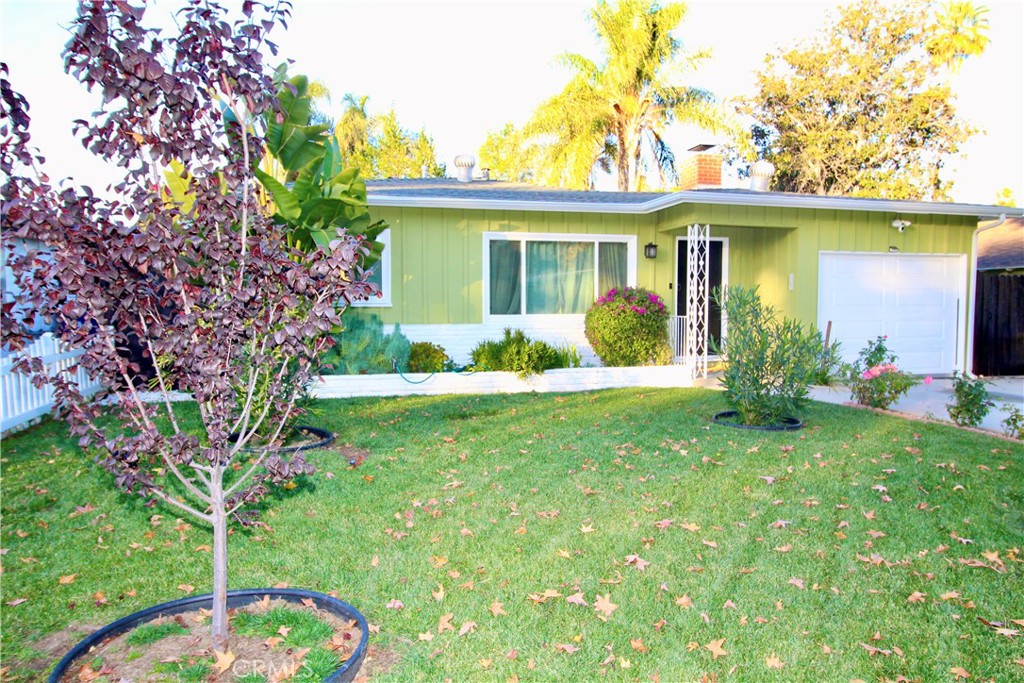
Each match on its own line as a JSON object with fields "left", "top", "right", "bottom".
{"left": 644, "top": 242, "right": 658, "bottom": 259}
{"left": 891, "top": 219, "right": 911, "bottom": 233}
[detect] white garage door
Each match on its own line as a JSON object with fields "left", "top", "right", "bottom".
{"left": 818, "top": 252, "right": 966, "bottom": 375}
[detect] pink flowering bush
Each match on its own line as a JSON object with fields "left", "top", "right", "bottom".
{"left": 585, "top": 287, "right": 672, "bottom": 367}
{"left": 846, "top": 336, "right": 921, "bottom": 408}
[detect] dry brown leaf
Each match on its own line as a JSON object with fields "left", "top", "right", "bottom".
{"left": 177, "top": 584, "right": 194, "bottom": 594}
{"left": 907, "top": 591, "right": 927, "bottom": 604}
{"left": 458, "top": 621, "right": 477, "bottom": 636}
{"left": 675, "top": 594, "right": 693, "bottom": 609}
{"left": 437, "top": 613, "right": 455, "bottom": 634}
{"left": 58, "top": 574, "right": 77, "bottom": 585}
{"left": 432, "top": 583, "right": 445, "bottom": 602}
{"left": 212, "top": 650, "right": 235, "bottom": 674}
{"left": 630, "top": 638, "right": 649, "bottom": 653}
{"left": 765, "top": 654, "right": 785, "bottom": 669}
{"left": 704, "top": 638, "right": 728, "bottom": 660}
{"left": 950, "top": 666, "right": 971, "bottom": 679}
{"left": 566, "top": 592, "right": 588, "bottom": 607}
{"left": 594, "top": 593, "right": 618, "bottom": 619}
{"left": 490, "top": 601, "right": 506, "bottom": 617}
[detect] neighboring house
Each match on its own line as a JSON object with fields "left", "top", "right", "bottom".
{"left": 973, "top": 217, "right": 1023, "bottom": 375}
{"left": 357, "top": 155, "right": 1021, "bottom": 376}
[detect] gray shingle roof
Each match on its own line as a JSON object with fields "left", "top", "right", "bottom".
{"left": 365, "top": 178, "right": 1019, "bottom": 220}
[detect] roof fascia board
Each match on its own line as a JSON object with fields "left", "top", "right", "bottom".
{"left": 368, "top": 190, "right": 1021, "bottom": 220}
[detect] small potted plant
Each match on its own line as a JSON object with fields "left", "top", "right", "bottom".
{"left": 2, "top": 2, "right": 372, "bottom": 679}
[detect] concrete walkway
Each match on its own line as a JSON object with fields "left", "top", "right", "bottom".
{"left": 808, "top": 376, "right": 1024, "bottom": 435}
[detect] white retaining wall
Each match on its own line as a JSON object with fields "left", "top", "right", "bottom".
{"left": 312, "top": 364, "right": 694, "bottom": 399}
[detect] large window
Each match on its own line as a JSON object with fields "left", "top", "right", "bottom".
{"left": 485, "top": 233, "right": 634, "bottom": 317}
{"left": 353, "top": 229, "right": 391, "bottom": 307}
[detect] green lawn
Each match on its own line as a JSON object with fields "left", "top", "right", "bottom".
{"left": 2, "top": 388, "right": 1022, "bottom": 682}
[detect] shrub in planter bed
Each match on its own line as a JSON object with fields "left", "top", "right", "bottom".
{"left": 323, "top": 315, "right": 411, "bottom": 374}
{"left": 845, "top": 336, "right": 923, "bottom": 409}
{"left": 471, "top": 328, "right": 561, "bottom": 378}
{"left": 409, "top": 341, "right": 450, "bottom": 373}
{"left": 584, "top": 287, "right": 672, "bottom": 367}
{"left": 712, "top": 286, "right": 823, "bottom": 426}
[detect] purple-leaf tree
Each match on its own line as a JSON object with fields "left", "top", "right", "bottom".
{"left": 0, "top": 0, "right": 376, "bottom": 653}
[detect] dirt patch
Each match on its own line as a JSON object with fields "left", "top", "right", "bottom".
{"left": 13, "top": 623, "right": 103, "bottom": 676}
{"left": 331, "top": 444, "right": 372, "bottom": 467}
{"left": 56, "top": 598, "right": 362, "bottom": 682}
{"left": 353, "top": 643, "right": 402, "bottom": 681}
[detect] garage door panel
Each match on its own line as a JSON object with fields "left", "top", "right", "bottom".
{"left": 818, "top": 252, "right": 964, "bottom": 375}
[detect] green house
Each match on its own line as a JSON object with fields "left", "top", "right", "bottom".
{"left": 358, "top": 168, "right": 1018, "bottom": 376}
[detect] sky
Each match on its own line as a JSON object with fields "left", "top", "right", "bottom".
{"left": 1, "top": 0, "right": 1022, "bottom": 205}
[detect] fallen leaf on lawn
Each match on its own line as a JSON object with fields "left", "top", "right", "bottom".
{"left": 687, "top": 641, "right": 700, "bottom": 651}
{"left": 264, "top": 636, "right": 282, "bottom": 648}
{"left": 723, "top": 599, "right": 737, "bottom": 609}
{"left": 630, "top": 638, "right": 649, "bottom": 653}
{"left": 458, "top": 621, "right": 477, "bottom": 636}
{"left": 774, "top": 544, "right": 793, "bottom": 553}
{"left": 702, "top": 539, "right": 718, "bottom": 549}
{"left": 212, "top": 650, "right": 235, "bottom": 674}
{"left": 580, "top": 524, "right": 596, "bottom": 534}
{"left": 555, "top": 548, "right": 572, "bottom": 559}
{"left": 432, "top": 583, "right": 445, "bottom": 602}
{"left": 177, "top": 584, "right": 195, "bottom": 594}
{"left": 704, "top": 638, "right": 728, "bottom": 660}
{"left": 788, "top": 577, "right": 805, "bottom": 590}
{"left": 385, "top": 599, "right": 404, "bottom": 610}
{"left": 490, "top": 601, "right": 506, "bottom": 617}
{"left": 555, "top": 643, "right": 580, "bottom": 654}
{"left": 528, "top": 589, "right": 563, "bottom": 604}
{"left": 418, "top": 631, "right": 434, "bottom": 642}
{"left": 866, "top": 530, "right": 886, "bottom": 538}
{"left": 950, "top": 666, "right": 970, "bottom": 679}
{"left": 675, "top": 594, "right": 693, "bottom": 609}
{"left": 371, "top": 555, "right": 379, "bottom": 568}
{"left": 679, "top": 522, "right": 700, "bottom": 532}
{"left": 5, "top": 598, "right": 27, "bottom": 607}
{"left": 58, "top": 575, "right": 77, "bottom": 585}
{"left": 765, "top": 654, "right": 785, "bottom": 669}
{"left": 655, "top": 519, "right": 673, "bottom": 531}
{"left": 907, "top": 592, "right": 927, "bottom": 603}
{"left": 594, "top": 594, "right": 618, "bottom": 619}
{"left": 941, "top": 591, "right": 961, "bottom": 601}
{"left": 277, "top": 625, "right": 292, "bottom": 638}
{"left": 566, "top": 592, "right": 589, "bottom": 607}
{"left": 195, "top": 545, "right": 211, "bottom": 553}
{"left": 430, "top": 555, "right": 448, "bottom": 569}
{"left": 624, "top": 554, "right": 650, "bottom": 571}
{"left": 437, "top": 613, "right": 455, "bottom": 633}
{"left": 479, "top": 658, "right": 492, "bottom": 669}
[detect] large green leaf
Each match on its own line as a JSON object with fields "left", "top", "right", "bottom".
{"left": 254, "top": 168, "right": 301, "bottom": 221}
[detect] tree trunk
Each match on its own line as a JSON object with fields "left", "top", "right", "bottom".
{"left": 211, "top": 476, "right": 230, "bottom": 654}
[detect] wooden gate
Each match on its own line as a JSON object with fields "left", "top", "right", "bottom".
{"left": 973, "top": 272, "right": 1024, "bottom": 376}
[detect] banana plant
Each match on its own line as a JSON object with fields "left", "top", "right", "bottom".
{"left": 254, "top": 75, "right": 387, "bottom": 268}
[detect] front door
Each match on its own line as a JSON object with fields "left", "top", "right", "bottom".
{"left": 677, "top": 238, "right": 725, "bottom": 353}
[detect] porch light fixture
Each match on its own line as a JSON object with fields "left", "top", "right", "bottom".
{"left": 644, "top": 242, "right": 658, "bottom": 259}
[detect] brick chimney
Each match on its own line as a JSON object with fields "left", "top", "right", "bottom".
{"left": 677, "top": 144, "right": 722, "bottom": 191}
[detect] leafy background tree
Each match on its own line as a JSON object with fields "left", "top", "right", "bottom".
{"left": 481, "top": 0, "right": 740, "bottom": 191}
{"left": 739, "top": 0, "right": 988, "bottom": 200}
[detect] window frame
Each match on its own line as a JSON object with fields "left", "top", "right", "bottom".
{"left": 352, "top": 228, "right": 392, "bottom": 308}
{"left": 483, "top": 231, "right": 637, "bottom": 322}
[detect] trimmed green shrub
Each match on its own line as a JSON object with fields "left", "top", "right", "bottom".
{"left": 470, "top": 328, "right": 561, "bottom": 378}
{"left": 946, "top": 371, "right": 991, "bottom": 427}
{"left": 555, "top": 343, "right": 583, "bottom": 369}
{"left": 711, "top": 286, "right": 823, "bottom": 426}
{"left": 409, "top": 341, "right": 450, "bottom": 373}
{"left": 322, "top": 315, "right": 411, "bottom": 374}
{"left": 1001, "top": 404, "right": 1024, "bottom": 439}
{"left": 844, "top": 335, "right": 921, "bottom": 409}
{"left": 584, "top": 287, "right": 672, "bottom": 367}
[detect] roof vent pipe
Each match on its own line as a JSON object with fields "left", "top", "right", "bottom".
{"left": 749, "top": 159, "right": 775, "bottom": 192}
{"left": 454, "top": 154, "right": 476, "bottom": 183}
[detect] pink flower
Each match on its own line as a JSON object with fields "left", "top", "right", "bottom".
{"left": 861, "top": 370, "right": 873, "bottom": 380}
{"left": 924, "top": 376, "right": 933, "bottom": 385}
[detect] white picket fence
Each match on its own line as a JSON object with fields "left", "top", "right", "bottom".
{"left": 1, "top": 333, "right": 103, "bottom": 433}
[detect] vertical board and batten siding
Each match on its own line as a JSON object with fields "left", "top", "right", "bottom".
{"left": 656, "top": 203, "right": 975, "bottom": 328}
{"left": 357, "top": 206, "right": 660, "bottom": 363}
{"left": 359, "top": 200, "right": 977, "bottom": 366}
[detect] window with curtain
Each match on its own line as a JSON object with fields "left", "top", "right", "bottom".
{"left": 487, "top": 234, "right": 632, "bottom": 316}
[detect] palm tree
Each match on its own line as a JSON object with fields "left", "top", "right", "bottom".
{"left": 526, "top": 0, "right": 736, "bottom": 191}
{"left": 928, "top": 1, "right": 990, "bottom": 72}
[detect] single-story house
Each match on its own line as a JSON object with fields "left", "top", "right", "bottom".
{"left": 356, "top": 154, "right": 1022, "bottom": 376}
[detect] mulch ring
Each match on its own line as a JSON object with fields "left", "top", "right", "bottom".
{"left": 56, "top": 598, "right": 362, "bottom": 682}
